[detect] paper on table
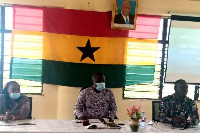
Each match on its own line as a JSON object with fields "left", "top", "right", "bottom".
{"left": 0, "top": 121, "right": 17, "bottom": 126}
{"left": 96, "top": 122, "right": 107, "bottom": 128}
{"left": 17, "top": 119, "right": 36, "bottom": 125}
{"left": 114, "top": 119, "right": 125, "bottom": 125}
{"left": 102, "top": 118, "right": 111, "bottom": 123}
{"left": 89, "top": 119, "right": 102, "bottom": 123}
{"left": 85, "top": 122, "right": 107, "bottom": 129}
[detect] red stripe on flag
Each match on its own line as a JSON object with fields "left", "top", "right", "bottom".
{"left": 43, "top": 8, "right": 129, "bottom": 37}
{"left": 13, "top": 6, "right": 161, "bottom": 39}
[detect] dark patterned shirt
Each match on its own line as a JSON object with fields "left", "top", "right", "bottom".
{"left": 0, "top": 94, "right": 30, "bottom": 119}
{"left": 74, "top": 87, "right": 117, "bottom": 119}
{"left": 158, "top": 94, "right": 199, "bottom": 126}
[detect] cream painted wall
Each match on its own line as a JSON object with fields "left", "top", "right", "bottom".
{"left": 0, "top": 0, "right": 200, "bottom": 120}
{"left": 52, "top": 86, "right": 200, "bottom": 120}
{"left": 28, "top": 84, "right": 58, "bottom": 119}
{"left": 56, "top": 86, "right": 154, "bottom": 120}
{"left": 1, "top": 0, "right": 200, "bottom": 14}
{"left": 31, "top": 85, "right": 154, "bottom": 120}
{"left": 57, "top": 86, "right": 80, "bottom": 119}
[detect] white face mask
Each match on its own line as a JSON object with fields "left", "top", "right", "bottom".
{"left": 95, "top": 83, "right": 105, "bottom": 91}
{"left": 9, "top": 93, "right": 21, "bottom": 99}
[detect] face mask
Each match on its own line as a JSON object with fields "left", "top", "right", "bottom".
{"left": 96, "top": 83, "right": 105, "bottom": 91}
{"left": 9, "top": 93, "right": 21, "bottom": 99}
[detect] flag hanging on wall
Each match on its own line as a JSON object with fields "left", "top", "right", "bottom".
{"left": 11, "top": 5, "right": 161, "bottom": 88}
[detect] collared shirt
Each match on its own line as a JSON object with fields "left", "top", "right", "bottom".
{"left": 74, "top": 87, "right": 117, "bottom": 119}
{"left": 121, "top": 12, "right": 129, "bottom": 24}
{"left": 0, "top": 94, "right": 30, "bottom": 119}
{"left": 158, "top": 94, "right": 199, "bottom": 126}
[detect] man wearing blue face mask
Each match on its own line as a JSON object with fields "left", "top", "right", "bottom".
{"left": 74, "top": 72, "right": 117, "bottom": 120}
{"left": 0, "top": 81, "right": 30, "bottom": 122}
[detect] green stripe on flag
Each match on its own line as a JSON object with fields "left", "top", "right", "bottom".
{"left": 42, "top": 60, "right": 126, "bottom": 88}
{"left": 10, "top": 58, "right": 155, "bottom": 88}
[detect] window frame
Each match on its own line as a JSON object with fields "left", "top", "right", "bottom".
{"left": 123, "top": 18, "right": 170, "bottom": 99}
{"left": 0, "top": 6, "right": 12, "bottom": 92}
{"left": 123, "top": 17, "right": 200, "bottom": 100}
{"left": 0, "top": 6, "right": 43, "bottom": 94}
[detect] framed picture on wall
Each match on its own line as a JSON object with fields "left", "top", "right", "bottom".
{"left": 111, "top": 0, "right": 138, "bottom": 30}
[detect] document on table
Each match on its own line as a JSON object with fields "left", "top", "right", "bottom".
{"left": 89, "top": 119, "right": 102, "bottom": 123}
{"left": 85, "top": 122, "right": 107, "bottom": 129}
{"left": 17, "top": 119, "right": 36, "bottom": 125}
{"left": 0, "top": 121, "right": 17, "bottom": 126}
{"left": 114, "top": 119, "right": 125, "bottom": 125}
{"left": 86, "top": 119, "right": 108, "bottom": 129}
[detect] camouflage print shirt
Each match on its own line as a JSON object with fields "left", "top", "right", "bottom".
{"left": 0, "top": 94, "right": 30, "bottom": 119}
{"left": 74, "top": 87, "right": 117, "bottom": 119}
{"left": 158, "top": 94, "right": 199, "bottom": 126}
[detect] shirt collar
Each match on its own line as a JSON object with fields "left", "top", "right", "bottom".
{"left": 121, "top": 12, "right": 129, "bottom": 22}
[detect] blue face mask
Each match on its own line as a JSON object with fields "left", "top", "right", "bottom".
{"left": 96, "top": 83, "right": 105, "bottom": 91}
{"left": 9, "top": 93, "right": 21, "bottom": 99}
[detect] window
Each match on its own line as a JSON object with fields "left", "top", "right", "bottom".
{"left": 124, "top": 41, "right": 161, "bottom": 99}
{"left": 124, "top": 16, "right": 198, "bottom": 100}
{"left": 124, "top": 16, "right": 165, "bottom": 99}
{"left": 0, "top": 6, "right": 42, "bottom": 94}
{"left": 162, "top": 83, "right": 195, "bottom": 100}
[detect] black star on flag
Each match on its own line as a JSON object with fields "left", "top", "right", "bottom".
{"left": 77, "top": 39, "right": 100, "bottom": 62}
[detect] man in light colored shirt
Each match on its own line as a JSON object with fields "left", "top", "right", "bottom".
{"left": 74, "top": 72, "right": 117, "bottom": 119}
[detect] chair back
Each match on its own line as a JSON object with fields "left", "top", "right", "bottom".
{"left": 28, "top": 97, "right": 32, "bottom": 119}
{"left": 152, "top": 101, "right": 160, "bottom": 122}
{"left": 0, "top": 94, "right": 6, "bottom": 113}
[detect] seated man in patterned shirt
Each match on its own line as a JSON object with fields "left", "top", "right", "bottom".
{"left": 0, "top": 81, "right": 30, "bottom": 122}
{"left": 158, "top": 79, "right": 199, "bottom": 127}
{"left": 74, "top": 72, "right": 117, "bottom": 120}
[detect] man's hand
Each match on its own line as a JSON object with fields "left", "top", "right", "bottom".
{"left": 1, "top": 112, "right": 13, "bottom": 122}
{"left": 78, "top": 115, "right": 87, "bottom": 120}
{"left": 172, "top": 116, "right": 186, "bottom": 125}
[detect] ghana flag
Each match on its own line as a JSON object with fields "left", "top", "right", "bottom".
{"left": 11, "top": 6, "right": 161, "bottom": 88}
